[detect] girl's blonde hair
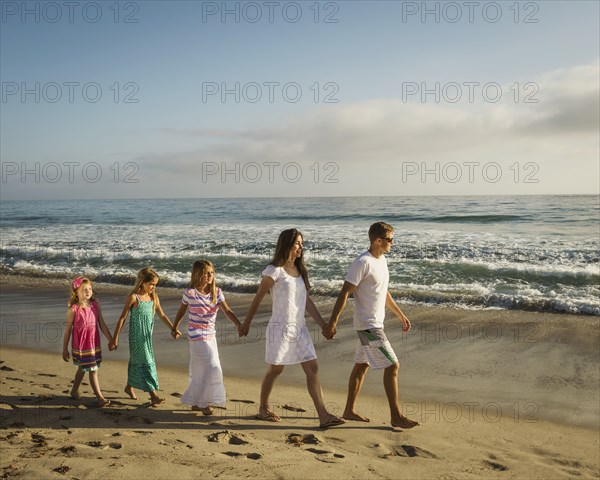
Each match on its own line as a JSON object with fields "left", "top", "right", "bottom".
{"left": 132, "top": 267, "right": 159, "bottom": 314}
{"left": 68, "top": 277, "right": 95, "bottom": 307}
{"left": 190, "top": 260, "right": 218, "bottom": 305}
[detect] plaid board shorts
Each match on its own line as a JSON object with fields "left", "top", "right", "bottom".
{"left": 354, "top": 328, "right": 399, "bottom": 370}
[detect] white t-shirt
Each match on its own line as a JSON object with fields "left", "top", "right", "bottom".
{"left": 262, "top": 264, "right": 307, "bottom": 327}
{"left": 345, "top": 251, "right": 389, "bottom": 330}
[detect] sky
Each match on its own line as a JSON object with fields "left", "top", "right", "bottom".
{"left": 1, "top": 0, "right": 599, "bottom": 200}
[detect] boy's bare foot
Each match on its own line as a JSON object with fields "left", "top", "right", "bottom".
{"left": 391, "top": 414, "right": 420, "bottom": 429}
{"left": 342, "top": 410, "right": 370, "bottom": 422}
{"left": 124, "top": 385, "right": 137, "bottom": 400}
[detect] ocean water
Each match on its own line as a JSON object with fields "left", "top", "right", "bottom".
{"left": 1, "top": 195, "right": 598, "bottom": 315}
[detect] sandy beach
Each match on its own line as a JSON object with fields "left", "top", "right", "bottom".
{"left": 1, "top": 275, "right": 599, "bottom": 479}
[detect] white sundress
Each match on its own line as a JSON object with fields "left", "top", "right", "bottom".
{"left": 262, "top": 264, "right": 317, "bottom": 365}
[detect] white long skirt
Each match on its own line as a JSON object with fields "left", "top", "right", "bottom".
{"left": 181, "top": 337, "right": 226, "bottom": 408}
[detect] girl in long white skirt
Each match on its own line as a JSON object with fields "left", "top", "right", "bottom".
{"left": 172, "top": 260, "right": 242, "bottom": 415}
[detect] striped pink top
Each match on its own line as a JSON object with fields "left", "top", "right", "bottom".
{"left": 181, "top": 287, "right": 224, "bottom": 341}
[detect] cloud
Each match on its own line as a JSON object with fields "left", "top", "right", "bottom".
{"left": 135, "top": 61, "right": 599, "bottom": 195}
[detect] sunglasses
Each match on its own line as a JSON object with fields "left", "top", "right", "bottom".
{"left": 380, "top": 237, "right": 394, "bottom": 243}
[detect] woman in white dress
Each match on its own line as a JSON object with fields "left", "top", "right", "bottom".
{"left": 240, "top": 228, "right": 345, "bottom": 428}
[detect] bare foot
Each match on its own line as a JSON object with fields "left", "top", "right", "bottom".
{"left": 124, "top": 385, "right": 137, "bottom": 400}
{"left": 150, "top": 395, "right": 165, "bottom": 405}
{"left": 98, "top": 398, "right": 111, "bottom": 407}
{"left": 256, "top": 408, "right": 281, "bottom": 422}
{"left": 342, "top": 410, "right": 370, "bottom": 422}
{"left": 202, "top": 406, "right": 214, "bottom": 416}
{"left": 319, "top": 414, "right": 346, "bottom": 429}
{"left": 69, "top": 389, "right": 81, "bottom": 401}
{"left": 191, "top": 405, "right": 202, "bottom": 411}
{"left": 391, "top": 414, "right": 420, "bottom": 429}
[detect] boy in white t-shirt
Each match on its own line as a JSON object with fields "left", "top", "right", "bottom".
{"left": 325, "top": 222, "right": 419, "bottom": 429}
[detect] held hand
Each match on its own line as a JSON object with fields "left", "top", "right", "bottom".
{"left": 62, "top": 349, "right": 70, "bottom": 362}
{"left": 108, "top": 341, "right": 116, "bottom": 351}
{"left": 171, "top": 329, "right": 182, "bottom": 339}
{"left": 113, "top": 338, "right": 119, "bottom": 349}
{"left": 400, "top": 315, "right": 411, "bottom": 332}
{"left": 322, "top": 322, "right": 337, "bottom": 340}
{"left": 239, "top": 321, "right": 250, "bottom": 337}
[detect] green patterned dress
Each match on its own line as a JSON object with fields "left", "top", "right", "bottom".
{"left": 127, "top": 295, "right": 159, "bottom": 392}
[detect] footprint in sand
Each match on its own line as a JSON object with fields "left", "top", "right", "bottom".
{"left": 171, "top": 392, "right": 182, "bottom": 398}
{"left": 59, "top": 446, "right": 76, "bottom": 456}
{"left": 125, "top": 415, "right": 154, "bottom": 425}
{"left": 483, "top": 460, "right": 508, "bottom": 471}
{"left": 31, "top": 433, "right": 49, "bottom": 447}
{"left": 287, "top": 433, "right": 321, "bottom": 446}
{"left": 208, "top": 430, "right": 249, "bottom": 445}
{"left": 282, "top": 404, "right": 307, "bottom": 413}
{"left": 2, "top": 465, "right": 21, "bottom": 478}
{"left": 52, "top": 465, "right": 70, "bottom": 475}
{"left": 230, "top": 399, "right": 255, "bottom": 404}
{"left": 0, "top": 432, "right": 21, "bottom": 442}
{"left": 175, "top": 440, "right": 194, "bottom": 449}
{"left": 305, "top": 447, "right": 345, "bottom": 463}
{"left": 222, "top": 451, "right": 262, "bottom": 460}
{"left": 375, "top": 443, "right": 438, "bottom": 459}
{"left": 37, "top": 373, "right": 57, "bottom": 378}
{"left": 395, "top": 445, "right": 438, "bottom": 459}
{"left": 0, "top": 366, "right": 15, "bottom": 371}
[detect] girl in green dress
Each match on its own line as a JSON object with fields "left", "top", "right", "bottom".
{"left": 113, "top": 267, "right": 180, "bottom": 405}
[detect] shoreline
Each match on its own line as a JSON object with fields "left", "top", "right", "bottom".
{"left": 2, "top": 270, "right": 597, "bottom": 317}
